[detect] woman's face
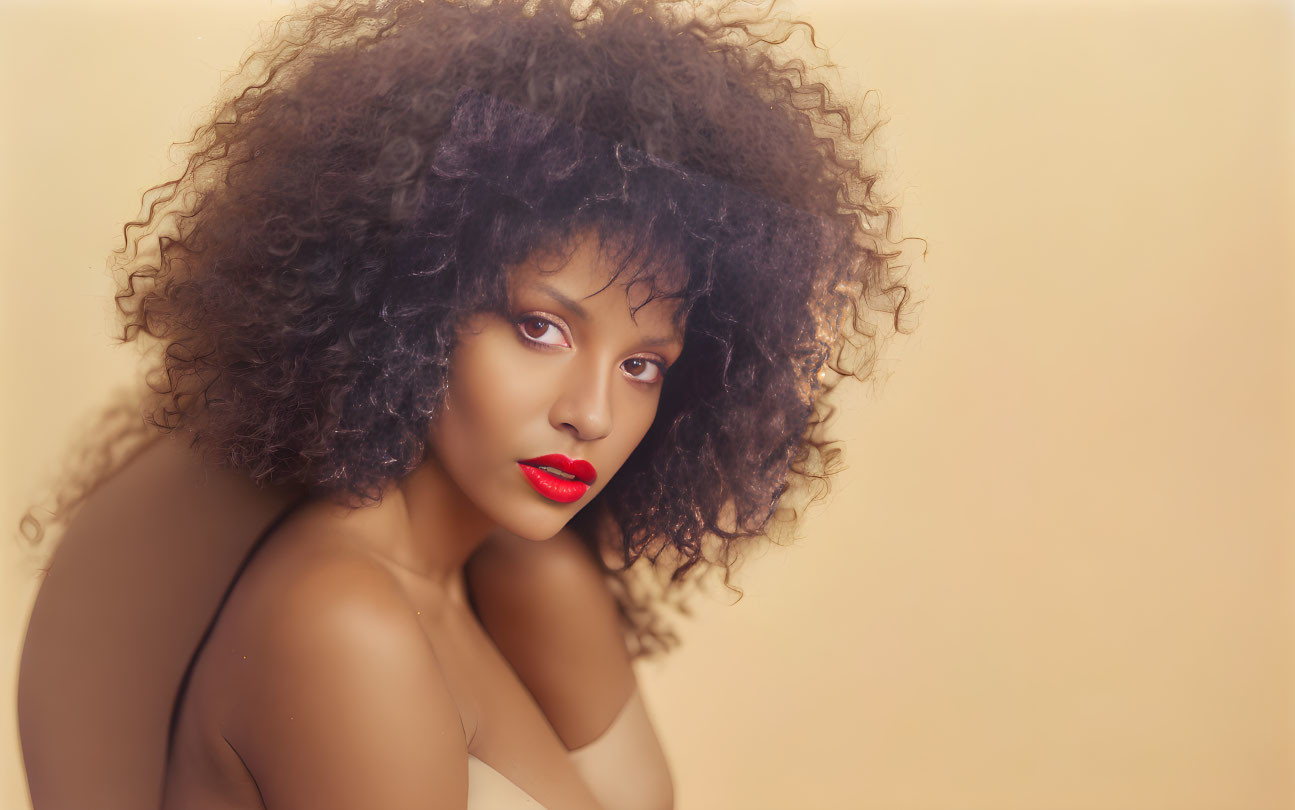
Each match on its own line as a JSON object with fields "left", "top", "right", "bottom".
{"left": 426, "top": 229, "right": 686, "bottom": 542}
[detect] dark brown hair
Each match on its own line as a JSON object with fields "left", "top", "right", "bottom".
{"left": 20, "top": 0, "right": 914, "bottom": 658}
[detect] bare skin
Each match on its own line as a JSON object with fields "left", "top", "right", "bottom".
{"left": 161, "top": 502, "right": 605, "bottom": 808}
{"left": 156, "top": 228, "right": 683, "bottom": 809}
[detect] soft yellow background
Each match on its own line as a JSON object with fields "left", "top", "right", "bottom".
{"left": 2, "top": 1, "right": 1291, "bottom": 808}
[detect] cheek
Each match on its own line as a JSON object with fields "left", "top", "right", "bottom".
{"left": 595, "top": 389, "right": 663, "bottom": 482}
{"left": 430, "top": 333, "right": 547, "bottom": 474}
{"left": 449, "top": 339, "right": 550, "bottom": 432}
{"left": 622, "top": 394, "right": 660, "bottom": 446}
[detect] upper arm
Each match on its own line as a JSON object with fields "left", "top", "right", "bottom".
{"left": 225, "top": 555, "right": 467, "bottom": 810}
{"left": 465, "top": 527, "right": 636, "bottom": 750}
{"left": 466, "top": 528, "right": 674, "bottom": 810}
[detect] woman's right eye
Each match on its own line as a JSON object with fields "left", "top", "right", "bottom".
{"left": 516, "top": 316, "right": 569, "bottom": 348}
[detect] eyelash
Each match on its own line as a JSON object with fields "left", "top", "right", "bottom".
{"left": 512, "top": 313, "right": 669, "bottom": 385}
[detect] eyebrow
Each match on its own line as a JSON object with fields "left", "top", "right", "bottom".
{"left": 526, "top": 281, "right": 682, "bottom": 349}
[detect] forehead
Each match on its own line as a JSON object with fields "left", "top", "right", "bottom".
{"left": 507, "top": 227, "right": 688, "bottom": 322}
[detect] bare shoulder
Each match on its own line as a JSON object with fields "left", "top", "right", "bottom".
{"left": 466, "top": 528, "right": 675, "bottom": 810}
{"left": 466, "top": 527, "right": 628, "bottom": 670}
{"left": 219, "top": 537, "right": 467, "bottom": 810}
{"left": 468, "top": 526, "right": 620, "bottom": 614}
{"left": 465, "top": 527, "right": 634, "bottom": 745}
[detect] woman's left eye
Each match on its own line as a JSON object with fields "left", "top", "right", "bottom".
{"left": 622, "top": 357, "right": 665, "bottom": 384}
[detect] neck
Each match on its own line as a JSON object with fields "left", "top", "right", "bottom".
{"left": 344, "top": 453, "right": 498, "bottom": 601}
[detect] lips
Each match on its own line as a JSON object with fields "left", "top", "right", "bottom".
{"left": 517, "top": 453, "right": 597, "bottom": 504}
{"left": 518, "top": 453, "right": 597, "bottom": 485}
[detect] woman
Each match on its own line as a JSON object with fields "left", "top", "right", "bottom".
{"left": 16, "top": 0, "right": 908, "bottom": 807}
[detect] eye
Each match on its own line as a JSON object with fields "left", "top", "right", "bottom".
{"left": 622, "top": 357, "right": 667, "bottom": 385}
{"left": 515, "top": 315, "right": 569, "bottom": 348}
{"left": 514, "top": 312, "right": 667, "bottom": 384}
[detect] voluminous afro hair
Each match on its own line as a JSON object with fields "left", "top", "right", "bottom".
{"left": 43, "top": 0, "right": 914, "bottom": 657}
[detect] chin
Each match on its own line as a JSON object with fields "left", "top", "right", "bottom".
{"left": 492, "top": 507, "right": 575, "bottom": 544}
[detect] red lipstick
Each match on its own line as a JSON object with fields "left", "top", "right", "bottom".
{"left": 517, "top": 453, "right": 597, "bottom": 504}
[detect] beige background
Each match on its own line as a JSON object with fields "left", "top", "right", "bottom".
{"left": 2, "top": 1, "right": 1291, "bottom": 808}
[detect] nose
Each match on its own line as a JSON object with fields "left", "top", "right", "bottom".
{"left": 550, "top": 355, "right": 613, "bottom": 442}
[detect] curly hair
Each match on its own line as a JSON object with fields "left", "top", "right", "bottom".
{"left": 19, "top": 0, "right": 913, "bottom": 658}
